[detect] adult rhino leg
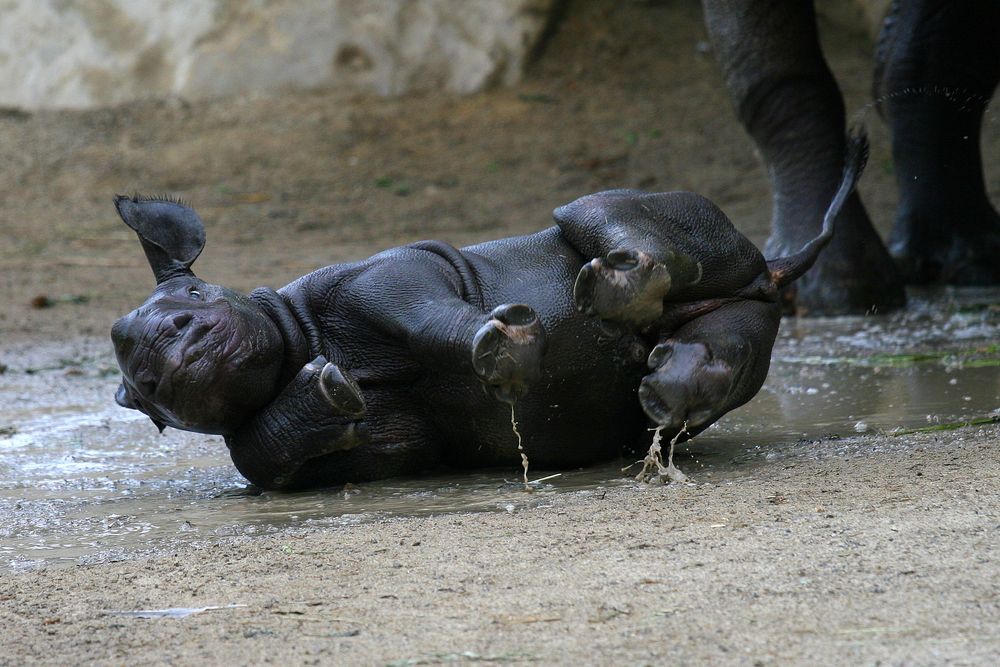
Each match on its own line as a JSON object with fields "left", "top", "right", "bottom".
{"left": 874, "top": 0, "right": 1000, "bottom": 284}
{"left": 702, "top": 0, "right": 905, "bottom": 315}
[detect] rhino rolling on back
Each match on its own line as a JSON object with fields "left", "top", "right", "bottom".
{"left": 111, "top": 132, "right": 868, "bottom": 490}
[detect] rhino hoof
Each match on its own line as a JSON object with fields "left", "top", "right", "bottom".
{"left": 638, "top": 342, "right": 730, "bottom": 430}
{"left": 317, "top": 362, "right": 366, "bottom": 418}
{"left": 574, "top": 249, "right": 671, "bottom": 328}
{"left": 472, "top": 304, "right": 546, "bottom": 403}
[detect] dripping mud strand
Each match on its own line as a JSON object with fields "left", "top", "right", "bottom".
{"left": 509, "top": 401, "right": 529, "bottom": 490}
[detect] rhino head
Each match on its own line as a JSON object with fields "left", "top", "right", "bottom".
{"left": 111, "top": 196, "right": 284, "bottom": 435}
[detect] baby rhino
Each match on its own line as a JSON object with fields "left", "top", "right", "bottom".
{"left": 112, "top": 132, "right": 868, "bottom": 490}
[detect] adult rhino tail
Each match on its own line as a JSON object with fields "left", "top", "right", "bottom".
{"left": 767, "top": 127, "right": 870, "bottom": 289}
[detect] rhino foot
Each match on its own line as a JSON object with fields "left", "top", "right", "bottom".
{"left": 574, "top": 249, "right": 675, "bottom": 328}
{"left": 472, "top": 304, "right": 546, "bottom": 403}
{"left": 312, "top": 358, "right": 366, "bottom": 418}
{"left": 889, "top": 202, "right": 1000, "bottom": 286}
{"left": 638, "top": 341, "right": 732, "bottom": 431}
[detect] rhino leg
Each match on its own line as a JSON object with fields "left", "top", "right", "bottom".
{"left": 348, "top": 250, "right": 548, "bottom": 402}
{"left": 226, "top": 356, "right": 368, "bottom": 490}
{"left": 573, "top": 247, "right": 700, "bottom": 328}
{"left": 874, "top": 0, "right": 1000, "bottom": 284}
{"left": 552, "top": 189, "right": 713, "bottom": 328}
{"left": 701, "top": 0, "right": 905, "bottom": 315}
{"left": 639, "top": 299, "right": 780, "bottom": 435}
{"left": 472, "top": 304, "right": 547, "bottom": 403}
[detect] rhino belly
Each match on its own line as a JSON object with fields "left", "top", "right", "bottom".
{"left": 421, "top": 312, "right": 649, "bottom": 468}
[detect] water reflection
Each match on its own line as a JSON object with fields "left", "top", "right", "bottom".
{"left": 1, "top": 288, "right": 997, "bottom": 568}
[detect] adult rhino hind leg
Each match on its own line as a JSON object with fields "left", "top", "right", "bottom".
{"left": 874, "top": 0, "right": 1000, "bottom": 285}
{"left": 702, "top": 0, "right": 906, "bottom": 315}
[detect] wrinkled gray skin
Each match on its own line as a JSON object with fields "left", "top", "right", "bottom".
{"left": 112, "top": 134, "right": 868, "bottom": 491}
{"left": 703, "top": 0, "right": 1000, "bottom": 315}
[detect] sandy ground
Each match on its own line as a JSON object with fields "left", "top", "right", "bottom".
{"left": 2, "top": 425, "right": 998, "bottom": 666}
{"left": 1, "top": 0, "right": 998, "bottom": 664}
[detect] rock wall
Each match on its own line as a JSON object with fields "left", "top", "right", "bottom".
{"left": 0, "top": 0, "right": 558, "bottom": 110}
{"left": 0, "top": 0, "right": 894, "bottom": 111}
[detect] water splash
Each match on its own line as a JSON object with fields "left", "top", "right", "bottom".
{"left": 630, "top": 422, "right": 689, "bottom": 484}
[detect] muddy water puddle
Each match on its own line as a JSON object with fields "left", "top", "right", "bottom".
{"left": 1, "top": 289, "right": 998, "bottom": 569}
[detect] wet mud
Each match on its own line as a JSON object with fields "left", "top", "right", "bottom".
{"left": 3, "top": 288, "right": 996, "bottom": 569}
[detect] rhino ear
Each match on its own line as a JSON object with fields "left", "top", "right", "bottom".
{"left": 114, "top": 195, "right": 206, "bottom": 284}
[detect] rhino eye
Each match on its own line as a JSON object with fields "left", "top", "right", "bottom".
{"left": 187, "top": 287, "right": 202, "bottom": 300}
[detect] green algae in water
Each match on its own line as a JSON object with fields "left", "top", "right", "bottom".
{"left": 783, "top": 344, "right": 1000, "bottom": 369}
{"left": 890, "top": 415, "right": 1000, "bottom": 436}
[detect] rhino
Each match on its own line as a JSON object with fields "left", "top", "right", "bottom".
{"left": 702, "top": 0, "right": 1000, "bottom": 315}
{"left": 111, "top": 131, "right": 868, "bottom": 490}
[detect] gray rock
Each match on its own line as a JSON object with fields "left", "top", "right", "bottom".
{"left": 0, "top": 0, "right": 557, "bottom": 110}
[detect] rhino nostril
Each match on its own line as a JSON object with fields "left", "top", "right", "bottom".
{"left": 172, "top": 313, "right": 193, "bottom": 331}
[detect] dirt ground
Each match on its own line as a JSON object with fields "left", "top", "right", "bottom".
{"left": 3, "top": 425, "right": 998, "bottom": 665}
{"left": 1, "top": 0, "right": 998, "bottom": 664}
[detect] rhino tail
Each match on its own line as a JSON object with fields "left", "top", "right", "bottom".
{"left": 766, "top": 126, "right": 870, "bottom": 289}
